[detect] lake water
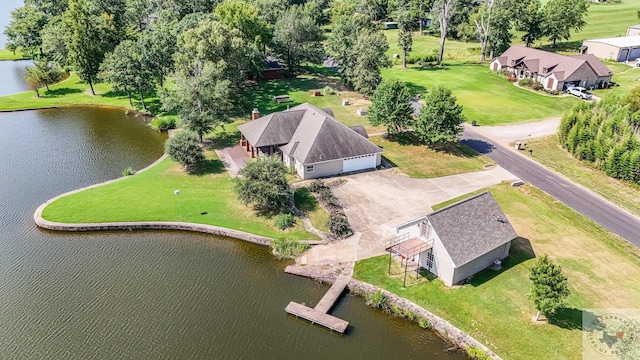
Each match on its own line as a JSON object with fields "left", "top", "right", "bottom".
{"left": 0, "top": 107, "right": 465, "bottom": 359}
{"left": 0, "top": 59, "right": 32, "bottom": 96}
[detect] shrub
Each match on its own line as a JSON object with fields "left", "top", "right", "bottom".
{"left": 308, "top": 179, "right": 327, "bottom": 193}
{"left": 466, "top": 346, "right": 491, "bottom": 360}
{"left": 273, "top": 212, "right": 295, "bottom": 230}
{"left": 418, "top": 317, "right": 431, "bottom": 329}
{"left": 164, "top": 130, "right": 204, "bottom": 172}
{"left": 498, "top": 69, "right": 510, "bottom": 77}
{"left": 507, "top": 76, "right": 516, "bottom": 82}
{"left": 270, "top": 237, "right": 310, "bottom": 260}
{"left": 322, "top": 86, "right": 336, "bottom": 95}
{"left": 328, "top": 213, "right": 352, "bottom": 237}
{"left": 234, "top": 156, "right": 292, "bottom": 216}
{"left": 122, "top": 167, "right": 134, "bottom": 176}
{"left": 546, "top": 89, "right": 560, "bottom": 95}
{"left": 364, "top": 290, "right": 389, "bottom": 309}
{"left": 518, "top": 78, "right": 533, "bottom": 87}
{"left": 404, "top": 309, "right": 418, "bottom": 321}
{"left": 151, "top": 116, "right": 178, "bottom": 132}
{"left": 531, "top": 81, "right": 544, "bottom": 91}
{"left": 406, "top": 54, "right": 438, "bottom": 65}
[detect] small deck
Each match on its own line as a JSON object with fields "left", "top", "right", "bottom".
{"left": 285, "top": 275, "right": 350, "bottom": 333}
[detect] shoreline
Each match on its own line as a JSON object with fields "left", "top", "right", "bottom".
{"left": 285, "top": 262, "right": 502, "bottom": 360}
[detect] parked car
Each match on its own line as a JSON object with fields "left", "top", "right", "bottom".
{"left": 567, "top": 86, "right": 592, "bottom": 100}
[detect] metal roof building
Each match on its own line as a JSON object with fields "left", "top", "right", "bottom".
{"left": 582, "top": 36, "right": 640, "bottom": 62}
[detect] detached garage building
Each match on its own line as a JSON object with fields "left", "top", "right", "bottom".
{"left": 238, "top": 103, "right": 382, "bottom": 179}
{"left": 581, "top": 36, "right": 640, "bottom": 62}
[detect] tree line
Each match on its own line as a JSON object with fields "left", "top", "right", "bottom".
{"left": 559, "top": 89, "right": 640, "bottom": 184}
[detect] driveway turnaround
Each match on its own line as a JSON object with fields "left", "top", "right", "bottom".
{"left": 461, "top": 124, "right": 640, "bottom": 247}
{"left": 300, "top": 166, "right": 517, "bottom": 265}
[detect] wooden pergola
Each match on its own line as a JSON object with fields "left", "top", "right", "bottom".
{"left": 385, "top": 234, "right": 432, "bottom": 287}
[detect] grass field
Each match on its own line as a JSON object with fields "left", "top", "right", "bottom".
{"left": 371, "top": 133, "right": 491, "bottom": 178}
{"left": 41, "top": 149, "right": 317, "bottom": 241}
{"left": 574, "top": 1, "right": 640, "bottom": 41}
{"left": 354, "top": 182, "right": 640, "bottom": 360}
{"left": 293, "top": 187, "right": 330, "bottom": 233}
{"left": 0, "top": 48, "right": 27, "bottom": 60}
{"left": 381, "top": 62, "right": 578, "bottom": 125}
{"left": 525, "top": 135, "right": 640, "bottom": 218}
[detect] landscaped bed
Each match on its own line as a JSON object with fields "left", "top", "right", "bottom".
{"left": 354, "top": 182, "right": 640, "bottom": 360}
{"left": 41, "top": 150, "right": 317, "bottom": 241}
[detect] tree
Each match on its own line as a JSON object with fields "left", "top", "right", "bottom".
{"left": 528, "top": 254, "right": 570, "bottom": 321}
{"left": 542, "top": 0, "right": 588, "bottom": 47}
{"left": 273, "top": 5, "right": 324, "bottom": 76}
{"left": 4, "top": 4, "right": 48, "bottom": 58}
{"left": 472, "top": 0, "right": 495, "bottom": 62}
{"left": 62, "top": 0, "right": 108, "bottom": 95}
{"left": 487, "top": 0, "right": 513, "bottom": 58}
{"left": 396, "top": 11, "right": 413, "bottom": 68}
{"left": 100, "top": 40, "right": 155, "bottom": 110}
{"left": 40, "top": 16, "right": 69, "bottom": 66}
{"left": 164, "top": 130, "right": 205, "bottom": 173}
{"left": 138, "top": 25, "right": 176, "bottom": 88}
{"left": 215, "top": 0, "right": 271, "bottom": 51}
{"left": 514, "top": 0, "right": 543, "bottom": 47}
{"left": 233, "top": 156, "right": 292, "bottom": 216}
{"left": 432, "top": 0, "right": 455, "bottom": 65}
{"left": 368, "top": 79, "right": 414, "bottom": 136}
{"left": 28, "top": 57, "right": 62, "bottom": 92}
{"left": 414, "top": 86, "right": 465, "bottom": 145}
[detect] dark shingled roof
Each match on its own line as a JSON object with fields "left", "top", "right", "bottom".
{"left": 239, "top": 103, "right": 381, "bottom": 165}
{"left": 427, "top": 191, "right": 517, "bottom": 268}
{"left": 349, "top": 125, "right": 369, "bottom": 139}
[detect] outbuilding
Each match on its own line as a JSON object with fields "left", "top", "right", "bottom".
{"left": 581, "top": 36, "right": 640, "bottom": 62}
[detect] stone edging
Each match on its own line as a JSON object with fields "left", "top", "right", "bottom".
{"left": 285, "top": 263, "right": 502, "bottom": 360}
{"left": 33, "top": 154, "right": 274, "bottom": 246}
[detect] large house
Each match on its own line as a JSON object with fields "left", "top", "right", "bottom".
{"left": 490, "top": 45, "right": 612, "bottom": 91}
{"left": 581, "top": 36, "right": 640, "bottom": 63}
{"left": 388, "top": 192, "right": 517, "bottom": 286}
{"left": 238, "top": 103, "right": 382, "bottom": 179}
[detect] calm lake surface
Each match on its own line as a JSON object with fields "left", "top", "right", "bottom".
{"left": 0, "top": 59, "right": 32, "bottom": 96}
{"left": 0, "top": 106, "right": 465, "bottom": 359}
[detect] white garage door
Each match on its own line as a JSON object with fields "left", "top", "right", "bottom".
{"left": 342, "top": 154, "right": 376, "bottom": 173}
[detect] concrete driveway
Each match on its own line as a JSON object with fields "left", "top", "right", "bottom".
{"left": 300, "top": 166, "right": 517, "bottom": 265}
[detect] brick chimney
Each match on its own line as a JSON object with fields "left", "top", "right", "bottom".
{"left": 251, "top": 108, "right": 260, "bottom": 120}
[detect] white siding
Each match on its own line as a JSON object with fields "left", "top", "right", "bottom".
{"left": 452, "top": 242, "right": 511, "bottom": 285}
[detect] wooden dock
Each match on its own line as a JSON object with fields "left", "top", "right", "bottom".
{"left": 285, "top": 275, "right": 351, "bottom": 333}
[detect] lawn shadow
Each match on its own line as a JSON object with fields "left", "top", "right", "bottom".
{"left": 250, "top": 76, "right": 323, "bottom": 114}
{"left": 403, "top": 81, "right": 428, "bottom": 97}
{"left": 208, "top": 130, "right": 241, "bottom": 150}
{"left": 192, "top": 158, "right": 225, "bottom": 176}
{"left": 539, "top": 41, "right": 583, "bottom": 54}
{"left": 459, "top": 138, "right": 495, "bottom": 155}
{"left": 389, "top": 132, "right": 483, "bottom": 159}
{"left": 549, "top": 307, "right": 594, "bottom": 331}
{"left": 44, "top": 88, "right": 82, "bottom": 97}
{"left": 294, "top": 187, "right": 319, "bottom": 213}
{"left": 469, "top": 237, "right": 535, "bottom": 287}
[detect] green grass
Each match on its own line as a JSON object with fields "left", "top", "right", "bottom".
{"left": 354, "top": 182, "right": 640, "bottom": 360}
{"left": 384, "top": 29, "right": 480, "bottom": 62}
{"left": 371, "top": 133, "right": 491, "bottom": 178}
{"left": 0, "top": 48, "right": 27, "bottom": 60}
{"left": 0, "top": 72, "right": 159, "bottom": 113}
{"left": 575, "top": 1, "right": 640, "bottom": 41}
{"left": 41, "top": 149, "right": 318, "bottom": 240}
{"left": 381, "top": 59, "right": 577, "bottom": 125}
{"left": 293, "top": 187, "right": 330, "bottom": 233}
{"left": 525, "top": 135, "right": 640, "bottom": 218}
{"left": 592, "top": 61, "right": 640, "bottom": 96}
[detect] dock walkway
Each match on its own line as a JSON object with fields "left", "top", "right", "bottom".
{"left": 285, "top": 275, "right": 351, "bottom": 333}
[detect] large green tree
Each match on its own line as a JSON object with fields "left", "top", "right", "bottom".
{"left": 542, "top": 0, "right": 588, "bottom": 47}
{"left": 273, "top": 5, "right": 324, "bottom": 76}
{"left": 528, "top": 254, "right": 570, "bottom": 321}
{"left": 4, "top": 4, "right": 48, "bottom": 58}
{"left": 432, "top": 0, "right": 456, "bottom": 65}
{"left": 215, "top": 0, "right": 271, "bottom": 51}
{"left": 138, "top": 25, "right": 176, "bottom": 88}
{"left": 514, "top": 0, "right": 543, "bottom": 47}
{"left": 164, "top": 130, "right": 205, "bottom": 173}
{"left": 414, "top": 86, "right": 465, "bottom": 145}
{"left": 368, "top": 78, "right": 414, "bottom": 136}
{"left": 233, "top": 156, "right": 292, "bottom": 216}
{"left": 396, "top": 9, "right": 413, "bottom": 68}
{"left": 62, "top": 0, "right": 109, "bottom": 95}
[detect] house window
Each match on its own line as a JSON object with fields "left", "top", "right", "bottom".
{"left": 425, "top": 249, "right": 434, "bottom": 270}
{"left": 420, "top": 221, "right": 431, "bottom": 239}
{"left": 306, "top": 165, "right": 314, "bottom": 173}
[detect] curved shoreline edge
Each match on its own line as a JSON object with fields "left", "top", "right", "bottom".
{"left": 33, "top": 154, "right": 276, "bottom": 246}
{"left": 285, "top": 263, "right": 502, "bottom": 360}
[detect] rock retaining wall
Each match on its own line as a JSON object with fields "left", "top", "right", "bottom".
{"left": 285, "top": 263, "right": 502, "bottom": 360}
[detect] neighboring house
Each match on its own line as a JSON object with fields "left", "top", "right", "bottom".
{"left": 626, "top": 25, "right": 640, "bottom": 37}
{"left": 238, "top": 103, "right": 382, "bottom": 179}
{"left": 244, "top": 56, "right": 287, "bottom": 81}
{"left": 581, "top": 36, "right": 640, "bottom": 62}
{"left": 388, "top": 191, "right": 517, "bottom": 286}
{"left": 490, "top": 45, "right": 613, "bottom": 90}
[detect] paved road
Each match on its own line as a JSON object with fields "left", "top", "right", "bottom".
{"left": 461, "top": 125, "right": 640, "bottom": 247}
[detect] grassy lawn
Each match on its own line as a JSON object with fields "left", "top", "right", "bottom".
{"left": 525, "top": 135, "right": 640, "bottom": 218}
{"left": 0, "top": 72, "right": 158, "bottom": 112}
{"left": 354, "top": 182, "right": 640, "bottom": 360}
{"left": 0, "top": 48, "right": 27, "bottom": 60}
{"left": 382, "top": 63, "right": 577, "bottom": 125}
{"left": 249, "top": 67, "right": 385, "bottom": 133}
{"left": 293, "top": 187, "right": 330, "bottom": 233}
{"left": 371, "top": 133, "right": 491, "bottom": 178}
{"left": 41, "top": 149, "right": 317, "bottom": 240}
{"left": 592, "top": 61, "right": 640, "bottom": 96}
{"left": 575, "top": 1, "right": 640, "bottom": 40}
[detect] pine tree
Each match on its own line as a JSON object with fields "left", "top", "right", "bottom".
{"left": 529, "top": 254, "right": 570, "bottom": 321}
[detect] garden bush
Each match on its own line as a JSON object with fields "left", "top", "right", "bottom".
{"left": 164, "top": 130, "right": 204, "bottom": 173}
{"left": 406, "top": 54, "right": 438, "bottom": 65}
{"left": 151, "top": 116, "right": 178, "bottom": 132}
{"left": 328, "top": 213, "right": 352, "bottom": 237}
{"left": 122, "top": 167, "right": 134, "bottom": 176}
{"left": 270, "top": 237, "right": 310, "bottom": 260}
{"left": 507, "top": 76, "right": 516, "bottom": 82}
{"left": 322, "top": 86, "right": 336, "bottom": 95}
{"left": 273, "top": 212, "right": 295, "bottom": 230}
{"left": 308, "top": 179, "right": 327, "bottom": 193}
{"left": 531, "top": 81, "right": 544, "bottom": 91}
{"left": 518, "top": 79, "right": 533, "bottom": 87}
{"left": 364, "top": 290, "right": 389, "bottom": 309}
